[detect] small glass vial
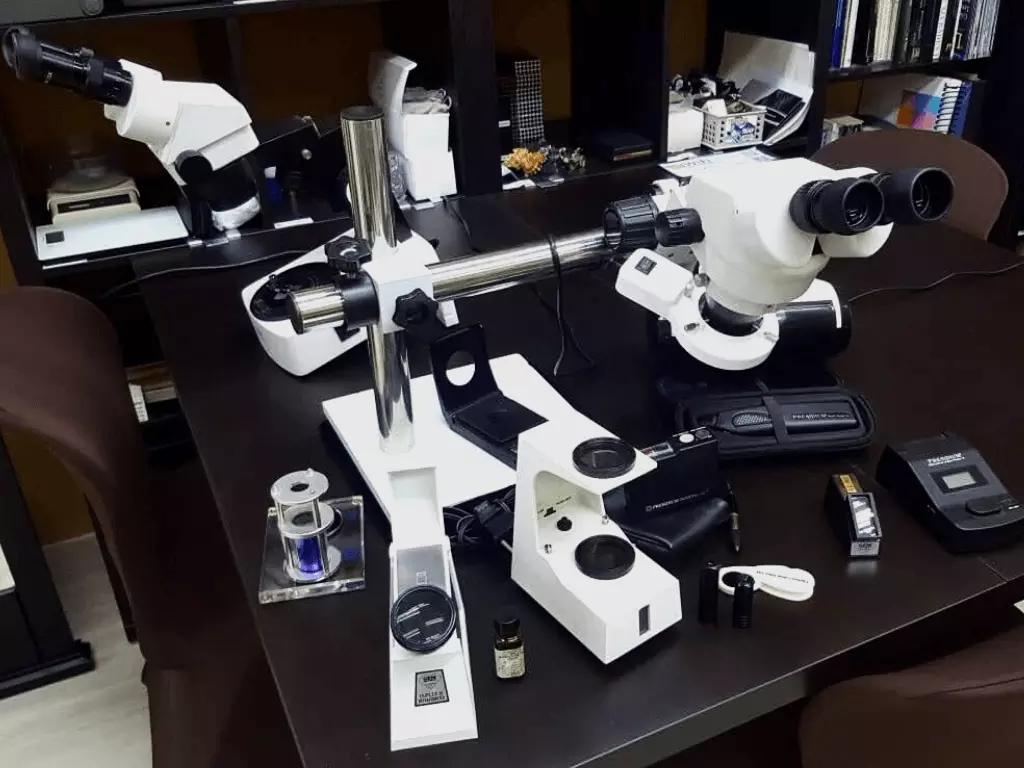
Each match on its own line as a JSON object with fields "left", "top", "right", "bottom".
{"left": 493, "top": 615, "right": 526, "bottom": 680}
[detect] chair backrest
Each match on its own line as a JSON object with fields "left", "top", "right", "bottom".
{"left": 0, "top": 287, "right": 166, "bottom": 658}
{"left": 813, "top": 131, "right": 1008, "bottom": 240}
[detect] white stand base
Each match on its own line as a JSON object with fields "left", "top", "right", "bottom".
{"left": 322, "top": 354, "right": 581, "bottom": 517}
{"left": 323, "top": 354, "right": 583, "bottom": 751}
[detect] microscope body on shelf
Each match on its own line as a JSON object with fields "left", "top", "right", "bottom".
{"left": 511, "top": 419, "right": 683, "bottom": 663}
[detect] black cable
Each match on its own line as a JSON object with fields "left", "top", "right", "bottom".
{"left": 847, "top": 260, "right": 1024, "bottom": 304}
{"left": 546, "top": 234, "right": 595, "bottom": 378}
{"left": 100, "top": 249, "right": 309, "bottom": 300}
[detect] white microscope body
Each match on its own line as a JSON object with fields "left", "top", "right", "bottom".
{"left": 511, "top": 418, "right": 682, "bottom": 663}
{"left": 618, "top": 158, "right": 893, "bottom": 370}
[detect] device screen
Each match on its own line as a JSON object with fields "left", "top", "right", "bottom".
{"left": 940, "top": 470, "right": 977, "bottom": 491}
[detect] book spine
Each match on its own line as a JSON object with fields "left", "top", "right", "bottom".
{"left": 895, "top": 0, "right": 915, "bottom": 62}
{"left": 856, "top": 0, "right": 879, "bottom": 64}
{"left": 887, "top": 0, "right": 903, "bottom": 57}
{"left": 842, "top": 0, "right": 862, "bottom": 67}
{"left": 832, "top": 0, "right": 849, "bottom": 67}
{"left": 932, "top": 0, "right": 951, "bottom": 60}
{"left": 920, "top": 0, "right": 943, "bottom": 61}
{"left": 941, "top": 0, "right": 963, "bottom": 58}
{"left": 952, "top": 0, "right": 974, "bottom": 58}
{"left": 905, "top": 0, "right": 928, "bottom": 63}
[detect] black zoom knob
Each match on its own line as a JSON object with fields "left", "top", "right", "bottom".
{"left": 603, "top": 197, "right": 658, "bottom": 252}
{"left": 325, "top": 236, "right": 372, "bottom": 277}
{"left": 655, "top": 208, "right": 705, "bottom": 246}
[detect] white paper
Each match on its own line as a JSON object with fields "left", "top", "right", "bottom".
{"left": 659, "top": 147, "right": 775, "bottom": 179}
{"left": 0, "top": 541, "right": 13, "bottom": 596}
{"left": 719, "top": 33, "right": 815, "bottom": 146}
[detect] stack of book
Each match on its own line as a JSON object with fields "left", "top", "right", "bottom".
{"left": 823, "top": 71, "right": 987, "bottom": 148}
{"left": 831, "top": 0, "right": 1003, "bottom": 69}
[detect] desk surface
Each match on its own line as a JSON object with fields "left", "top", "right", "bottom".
{"left": 138, "top": 178, "right": 1024, "bottom": 768}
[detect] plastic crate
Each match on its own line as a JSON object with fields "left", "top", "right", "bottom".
{"left": 700, "top": 101, "right": 767, "bottom": 150}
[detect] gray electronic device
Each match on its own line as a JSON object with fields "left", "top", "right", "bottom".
{"left": 0, "top": 0, "right": 103, "bottom": 24}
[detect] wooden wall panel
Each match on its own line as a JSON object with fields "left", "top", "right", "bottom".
{"left": 492, "top": 0, "right": 706, "bottom": 122}
{"left": 239, "top": 6, "right": 384, "bottom": 122}
{"left": 668, "top": 0, "right": 707, "bottom": 77}
{"left": 492, "top": 0, "right": 572, "bottom": 120}
{"left": 826, "top": 81, "right": 863, "bottom": 117}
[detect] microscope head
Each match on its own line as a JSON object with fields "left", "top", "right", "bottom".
{"left": 613, "top": 157, "right": 954, "bottom": 370}
{"left": 686, "top": 158, "right": 955, "bottom": 322}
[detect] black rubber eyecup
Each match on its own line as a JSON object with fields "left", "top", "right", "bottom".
{"left": 575, "top": 535, "right": 636, "bottom": 580}
{"left": 572, "top": 437, "right": 636, "bottom": 479}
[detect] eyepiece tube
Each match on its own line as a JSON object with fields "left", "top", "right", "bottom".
{"left": 868, "top": 168, "right": 954, "bottom": 225}
{"left": 790, "top": 177, "right": 885, "bottom": 236}
{"left": 2, "top": 28, "right": 132, "bottom": 107}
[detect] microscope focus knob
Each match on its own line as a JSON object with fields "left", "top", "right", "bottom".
{"left": 393, "top": 288, "right": 439, "bottom": 329}
{"left": 655, "top": 208, "right": 705, "bottom": 246}
{"left": 325, "top": 236, "right": 372, "bottom": 277}
{"left": 603, "top": 196, "right": 658, "bottom": 252}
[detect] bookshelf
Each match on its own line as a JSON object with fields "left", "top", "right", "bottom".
{"left": 827, "top": 55, "right": 989, "bottom": 81}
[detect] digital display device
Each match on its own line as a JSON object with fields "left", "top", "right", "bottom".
{"left": 940, "top": 471, "right": 977, "bottom": 491}
{"left": 877, "top": 432, "right": 1024, "bottom": 553}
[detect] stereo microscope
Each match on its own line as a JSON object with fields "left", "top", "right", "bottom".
{"left": 4, "top": 27, "right": 260, "bottom": 234}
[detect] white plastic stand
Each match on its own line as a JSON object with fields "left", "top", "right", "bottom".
{"left": 511, "top": 418, "right": 683, "bottom": 663}
{"left": 323, "top": 354, "right": 589, "bottom": 750}
{"left": 323, "top": 354, "right": 582, "bottom": 518}
{"left": 387, "top": 466, "right": 476, "bottom": 751}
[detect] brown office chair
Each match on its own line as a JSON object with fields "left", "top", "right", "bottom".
{"left": 800, "top": 623, "right": 1024, "bottom": 768}
{"left": 813, "top": 130, "right": 1008, "bottom": 239}
{"left": 0, "top": 287, "right": 300, "bottom": 768}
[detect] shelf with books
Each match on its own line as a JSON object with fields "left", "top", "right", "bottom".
{"left": 828, "top": 55, "right": 990, "bottom": 80}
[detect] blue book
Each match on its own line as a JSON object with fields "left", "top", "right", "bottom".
{"left": 949, "top": 79, "right": 973, "bottom": 136}
{"left": 833, "top": 0, "right": 849, "bottom": 67}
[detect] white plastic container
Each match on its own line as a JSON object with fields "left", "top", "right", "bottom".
{"left": 700, "top": 100, "right": 766, "bottom": 150}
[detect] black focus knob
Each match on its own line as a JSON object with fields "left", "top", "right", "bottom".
{"left": 393, "top": 288, "right": 439, "bottom": 329}
{"left": 655, "top": 208, "right": 704, "bottom": 246}
{"left": 325, "top": 236, "right": 372, "bottom": 277}
{"left": 603, "top": 196, "right": 658, "bottom": 252}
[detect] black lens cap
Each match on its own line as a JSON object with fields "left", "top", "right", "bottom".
{"left": 572, "top": 437, "right": 636, "bottom": 479}
{"left": 575, "top": 535, "right": 636, "bottom": 580}
{"left": 390, "top": 585, "right": 457, "bottom": 653}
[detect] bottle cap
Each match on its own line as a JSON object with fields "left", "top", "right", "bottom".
{"left": 494, "top": 615, "right": 520, "bottom": 637}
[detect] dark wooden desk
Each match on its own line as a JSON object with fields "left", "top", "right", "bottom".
{"left": 136, "top": 182, "right": 1024, "bottom": 768}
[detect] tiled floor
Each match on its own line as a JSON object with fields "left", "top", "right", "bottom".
{"left": 2, "top": 535, "right": 1023, "bottom": 768}
{"left": 0, "top": 535, "right": 150, "bottom": 768}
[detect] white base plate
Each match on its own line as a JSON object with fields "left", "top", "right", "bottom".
{"left": 322, "top": 354, "right": 577, "bottom": 517}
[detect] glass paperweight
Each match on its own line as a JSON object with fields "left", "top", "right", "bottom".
{"left": 259, "top": 475, "right": 366, "bottom": 604}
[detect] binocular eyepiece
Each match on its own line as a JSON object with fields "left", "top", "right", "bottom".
{"left": 790, "top": 167, "right": 954, "bottom": 236}
{"left": 2, "top": 27, "right": 133, "bottom": 107}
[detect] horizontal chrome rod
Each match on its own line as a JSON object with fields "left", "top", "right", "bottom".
{"left": 429, "top": 228, "right": 615, "bottom": 301}
{"left": 288, "top": 228, "right": 620, "bottom": 334}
